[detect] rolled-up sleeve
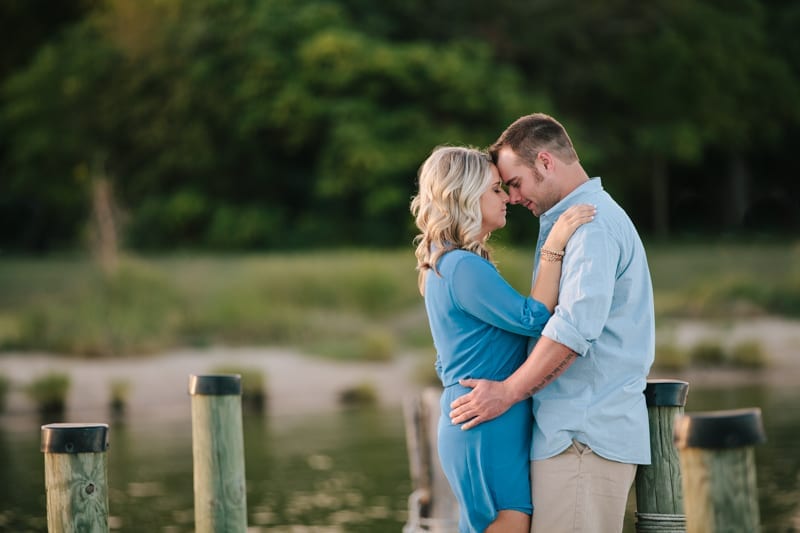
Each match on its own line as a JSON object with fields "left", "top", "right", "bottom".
{"left": 450, "top": 254, "right": 551, "bottom": 337}
{"left": 542, "top": 227, "right": 618, "bottom": 356}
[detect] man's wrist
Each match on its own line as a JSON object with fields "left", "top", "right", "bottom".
{"left": 504, "top": 378, "right": 529, "bottom": 403}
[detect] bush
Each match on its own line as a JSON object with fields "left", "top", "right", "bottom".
{"left": 338, "top": 382, "right": 378, "bottom": 407}
{"left": 413, "top": 358, "right": 441, "bottom": 388}
{"left": 26, "top": 372, "right": 70, "bottom": 416}
{"left": 730, "top": 340, "right": 768, "bottom": 369}
{"left": 358, "top": 329, "right": 395, "bottom": 362}
{"left": 109, "top": 379, "right": 131, "bottom": 416}
{"left": 210, "top": 365, "right": 268, "bottom": 412}
{"left": 688, "top": 340, "right": 727, "bottom": 367}
{"left": 0, "top": 374, "right": 10, "bottom": 412}
{"left": 654, "top": 344, "right": 690, "bottom": 371}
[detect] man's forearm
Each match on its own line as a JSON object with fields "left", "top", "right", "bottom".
{"left": 504, "top": 336, "right": 577, "bottom": 402}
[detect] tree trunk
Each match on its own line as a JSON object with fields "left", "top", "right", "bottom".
{"left": 726, "top": 154, "right": 749, "bottom": 229}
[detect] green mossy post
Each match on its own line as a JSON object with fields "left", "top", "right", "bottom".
{"left": 189, "top": 374, "right": 248, "bottom": 533}
{"left": 635, "top": 379, "right": 689, "bottom": 532}
{"left": 674, "top": 408, "right": 766, "bottom": 533}
{"left": 41, "top": 423, "right": 110, "bottom": 533}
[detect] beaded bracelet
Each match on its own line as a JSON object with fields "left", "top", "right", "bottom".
{"left": 541, "top": 247, "right": 565, "bottom": 262}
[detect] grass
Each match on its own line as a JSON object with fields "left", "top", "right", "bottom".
{"left": 25, "top": 372, "right": 71, "bottom": 415}
{"left": 0, "top": 373, "right": 9, "bottom": 412}
{"left": 210, "top": 364, "right": 268, "bottom": 412}
{"left": 338, "top": 381, "right": 379, "bottom": 407}
{"left": 653, "top": 339, "right": 769, "bottom": 371}
{"left": 0, "top": 242, "right": 797, "bottom": 358}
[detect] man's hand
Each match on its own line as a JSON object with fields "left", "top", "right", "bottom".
{"left": 449, "top": 378, "right": 514, "bottom": 430}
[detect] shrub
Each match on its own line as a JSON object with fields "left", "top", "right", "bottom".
{"left": 412, "top": 353, "right": 441, "bottom": 387}
{"left": 688, "top": 340, "right": 727, "bottom": 367}
{"left": 358, "top": 329, "right": 395, "bottom": 362}
{"left": 26, "top": 372, "right": 71, "bottom": 416}
{"left": 210, "top": 365, "right": 268, "bottom": 412}
{"left": 338, "top": 382, "right": 378, "bottom": 407}
{"left": 0, "top": 374, "right": 10, "bottom": 413}
{"left": 110, "top": 379, "right": 131, "bottom": 416}
{"left": 730, "top": 340, "right": 768, "bottom": 369}
{"left": 653, "top": 344, "right": 690, "bottom": 371}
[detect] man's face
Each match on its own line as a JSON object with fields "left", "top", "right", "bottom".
{"left": 495, "top": 146, "right": 559, "bottom": 217}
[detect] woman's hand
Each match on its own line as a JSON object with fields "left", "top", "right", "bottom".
{"left": 543, "top": 204, "right": 596, "bottom": 251}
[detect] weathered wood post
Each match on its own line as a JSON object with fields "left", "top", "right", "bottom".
{"left": 41, "top": 423, "right": 110, "bottom": 533}
{"left": 402, "top": 386, "right": 459, "bottom": 532}
{"left": 635, "top": 379, "right": 689, "bottom": 532}
{"left": 189, "top": 374, "right": 248, "bottom": 533}
{"left": 674, "top": 408, "right": 766, "bottom": 533}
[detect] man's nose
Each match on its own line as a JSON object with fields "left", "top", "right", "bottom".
{"left": 508, "top": 189, "right": 522, "bottom": 204}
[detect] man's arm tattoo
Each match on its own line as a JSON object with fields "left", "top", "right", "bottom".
{"left": 524, "top": 351, "right": 577, "bottom": 398}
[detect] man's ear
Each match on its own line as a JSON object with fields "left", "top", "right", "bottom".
{"left": 538, "top": 150, "right": 555, "bottom": 172}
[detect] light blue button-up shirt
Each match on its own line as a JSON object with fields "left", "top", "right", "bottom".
{"left": 529, "top": 177, "right": 654, "bottom": 465}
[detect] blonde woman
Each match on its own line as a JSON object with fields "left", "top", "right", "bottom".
{"left": 411, "top": 146, "right": 595, "bottom": 533}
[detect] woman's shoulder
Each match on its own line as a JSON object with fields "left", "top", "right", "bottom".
{"left": 437, "top": 249, "right": 494, "bottom": 274}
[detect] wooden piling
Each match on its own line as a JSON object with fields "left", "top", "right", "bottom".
{"left": 41, "top": 423, "right": 110, "bottom": 533}
{"left": 635, "top": 379, "right": 689, "bottom": 532}
{"left": 674, "top": 408, "right": 766, "bottom": 533}
{"left": 402, "top": 387, "right": 459, "bottom": 532}
{"left": 189, "top": 374, "right": 248, "bottom": 533}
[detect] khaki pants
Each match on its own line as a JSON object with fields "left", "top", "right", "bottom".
{"left": 530, "top": 440, "right": 637, "bottom": 533}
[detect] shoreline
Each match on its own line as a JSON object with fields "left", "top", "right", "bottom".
{"left": 1, "top": 317, "right": 798, "bottom": 421}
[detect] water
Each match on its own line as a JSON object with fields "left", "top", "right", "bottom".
{"left": 1, "top": 383, "right": 799, "bottom": 532}
{"left": 0, "top": 407, "right": 410, "bottom": 532}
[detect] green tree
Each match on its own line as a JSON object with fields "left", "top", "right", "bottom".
{"left": 1, "top": 0, "right": 545, "bottom": 250}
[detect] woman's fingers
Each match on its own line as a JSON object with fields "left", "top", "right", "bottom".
{"left": 563, "top": 204, "right": 596, "bottom": 226}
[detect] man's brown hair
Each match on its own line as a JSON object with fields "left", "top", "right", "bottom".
{"left": 489, "top": 113, "right": 579, "bottom": 167}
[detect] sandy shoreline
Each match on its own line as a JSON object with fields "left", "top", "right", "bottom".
{"left": 0, "top": 317, "right": 798, "bottom": 421}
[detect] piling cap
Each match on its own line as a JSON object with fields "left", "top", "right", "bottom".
{"left": 644, "top": 379, "right": 689, "bottom": 407}
{"left": 188, "top": 374, "right": 242, "bottom": 396}
{"left": 41, "top": 423, "right": 109, "bottom": 454}
{"left": 674, "top": 408, "right": 766, "bottom": 449}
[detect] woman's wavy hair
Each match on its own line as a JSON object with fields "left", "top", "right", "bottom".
{"left": 410, "top": 146, "right": 495, "bottom": 294}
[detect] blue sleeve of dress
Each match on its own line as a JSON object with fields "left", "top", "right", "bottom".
{"left": 449, "top": 253, "right": 551, "bottom": 337}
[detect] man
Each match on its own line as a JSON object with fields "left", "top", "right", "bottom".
{"left": 449, "top": 113, "right": 655, "bottom": 532}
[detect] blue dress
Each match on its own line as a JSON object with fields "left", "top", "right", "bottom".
{"left": 423, "top": 250, "right": 551, "bottom": 532}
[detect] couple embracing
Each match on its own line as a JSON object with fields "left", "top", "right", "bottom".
{"left": 410, "top": 113, "right": 655, "bottom": 533}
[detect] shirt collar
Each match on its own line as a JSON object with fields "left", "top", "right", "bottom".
{"left": 541, "top": 177, "right": 603, "bottom": 221}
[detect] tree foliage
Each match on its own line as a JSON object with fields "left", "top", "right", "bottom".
{"left": 1, "top": 0, "right": 798, "bottom": 252}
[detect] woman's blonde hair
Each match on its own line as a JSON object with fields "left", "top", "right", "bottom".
{"left": 410, "top": 146, "right": 495, "bottom": 294}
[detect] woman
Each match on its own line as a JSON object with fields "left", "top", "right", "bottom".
{"left": 410, "top": 146, "right": 595, "bottom": 532}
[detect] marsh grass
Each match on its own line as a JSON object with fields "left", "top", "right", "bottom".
{"left": 0, "top": 243, "right": 797, "bottom": 358}
{"left": 653, "top": 339, "right": 769, "bottom": 370}
{"left": 210, "top": 365, "right": 268, "bottom": 412}
{"left": 109, "top": 379, "right": 131, "bottom": 416}
{"left": 0, "top": 373, "right": 9, "bottom": 412}
{"left": 338, "top": 381, "right": 379, "bottom": 407}
{"left": 25, "top": 372, "right": 70, "bottom": 415}
{"left": 654, "top": 344, "right": 691, "bottom": 371}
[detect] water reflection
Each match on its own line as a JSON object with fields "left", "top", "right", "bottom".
{"left": 1, "top": 383, "right": 798, "bottom": 532}
{"left": 686, "top": 385, "right": 800, "bottom": 533}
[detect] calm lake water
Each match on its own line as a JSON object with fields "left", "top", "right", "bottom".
{"left": 1, "top": 382, "right": 798, "bottom": 532}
